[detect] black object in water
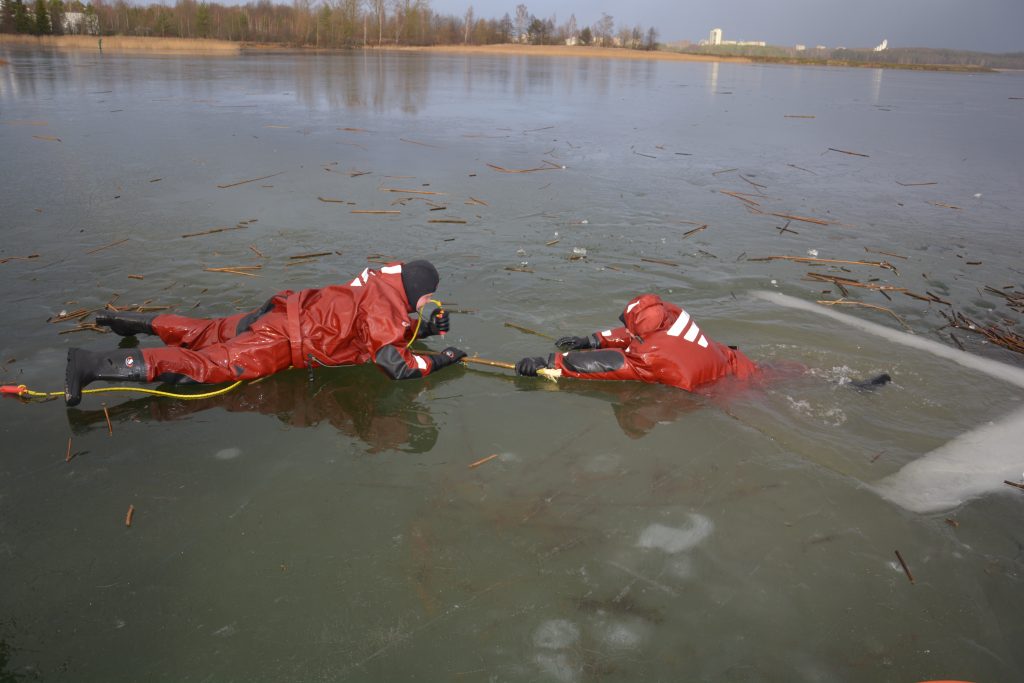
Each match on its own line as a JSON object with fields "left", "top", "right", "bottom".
{"left": 850, "top": 373, "right": 892, "bottom": 390}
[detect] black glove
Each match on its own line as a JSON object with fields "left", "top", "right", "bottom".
{"left": 421, "top": 308, "right": 450, "bottom": 338}
{"left": 430, "top": 346, "right": 466, "bottom": 370}
{"left": 555, "top": 335, "right": 596, "bottom": 351}
{"left": 515, "top": 356, "right": 551, "bottom": 376}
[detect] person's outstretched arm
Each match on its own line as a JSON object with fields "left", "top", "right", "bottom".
{"left": 556, "top": 325, "right": 631, "bottom": 351}
{"left": 516, "top": 349, "right": 644, "bottom": 382}
{"left": 374, "top": 344, "right": 465, "bottom": 380}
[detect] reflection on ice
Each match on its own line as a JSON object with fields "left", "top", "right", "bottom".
{"left": 214, "top": 446, "right": 242, "bottom": 460}
{"left": 637, "top": 514, "right": 714, "bottom": 554}
{"left": 532, "top": 619, "right": 580, "bottom": 649}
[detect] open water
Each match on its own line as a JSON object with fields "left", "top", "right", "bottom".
{"left": 1, "top": 47, "right": 1023, "bottom": 682}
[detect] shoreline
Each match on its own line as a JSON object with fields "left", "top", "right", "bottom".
{"left": 358, "top": 43, "right": 750, "bottom": 65}
{"left": 0, "top": 35, "right": 995, "bottom": 72}
{"left": 0, "top": 34, "right": 240, "bottom": 54}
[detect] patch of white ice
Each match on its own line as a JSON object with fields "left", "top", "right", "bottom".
{"left": 637, "top": 514, "right": 714, "bottom": 554}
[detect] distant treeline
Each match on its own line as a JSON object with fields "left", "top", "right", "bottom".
{"left": 0, "top": 0, "right": 659, "bottom": 50}
{"left": 682, "top": 44, "right": 1024, "bottom": 70}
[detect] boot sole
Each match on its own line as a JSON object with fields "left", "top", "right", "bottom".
{"left": 65, "top": 348, "right": 83, "bottom": 406}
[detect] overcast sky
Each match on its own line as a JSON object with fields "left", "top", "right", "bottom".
{"left": 427, "top": 0, "right": 1023, "bottom": 53}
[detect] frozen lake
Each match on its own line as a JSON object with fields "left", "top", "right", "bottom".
{"left": 1, "top": 47, "right": 1023, "bottom": 681}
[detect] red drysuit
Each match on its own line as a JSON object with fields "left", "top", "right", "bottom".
{"left": 552, "top": 294, "right": 758, "bottom": 391}
{"left": 142, "top": 263, "right": 440, "bottom": 384}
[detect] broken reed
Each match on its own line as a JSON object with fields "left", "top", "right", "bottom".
{"left": 941, "top": 310, "right": 1024, "bottom": 355}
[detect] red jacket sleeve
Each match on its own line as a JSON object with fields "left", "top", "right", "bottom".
{"left": 373, "top": 344, "right": 434, "bottom": 379}
{"left": 362, "top": 311, "right": 434, "bottom": 380}
{"left": 553, "top": 349, "right": 644, "bottom": 382}
{"left": 593, "top": 326, "right": 632, "bottom": 349}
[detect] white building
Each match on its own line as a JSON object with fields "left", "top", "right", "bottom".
{"left": 709, "top": 28, "right": 722, "bottom": 46}
{"left": 873, "top": 39, "right": 888, "bottom": 52}
{"left": 62, "top": 11, "right": 100, "bottom": 35}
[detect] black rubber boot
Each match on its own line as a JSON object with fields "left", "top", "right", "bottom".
{"left": 65, "top": 348, "right": 147, "bottom": 406}
{"left": 94, "top": 312, "right": 156, "bottom": 337}
{"left": 850, "top": 373, "right": 892, "bottom": 390}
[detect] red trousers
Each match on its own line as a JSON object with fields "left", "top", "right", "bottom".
{"left": 142, "top": 308, "right": 293, "bottom": 384}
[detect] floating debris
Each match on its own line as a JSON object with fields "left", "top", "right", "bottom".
{"left": 894, "top": 549, "right": 915, "bottom": 584}
{"left": 381, "top": 188, "right": 446, "bottom": 196}
{"left": 468, "top": 453, "right": 499, "bottom": 469}
{"left": 85, "top": 238, "right": 129, "bottom": 255}
{"left": 816, "top": 299, "right": 911, "bottom": 330}
{"left": 750, "top": 255, "right": 898, "bottom": 272}
{"left": 720, "top": 190, "right": 761, "bottom": 207}
{"left": 181, "top": 225, "right": 247, "bottom": 239}
{"left": 740, "top": 174, "right": 767, "bottom": 190}
{"left": 805, "top": 272, "right": 906, "bottom": 293}
{"left": 641, "top": 257, "right": 678, "bottom": 267}
{"left": 826, "top": 147, "right": 869, "bottom": 157}
{"left": 983, "top": 286, "right": 1024, "bottom": 313}
{"left": 204, "top": 266, "right": 261, "bottom": 277}
{"left": 216, "top": 171, "right": 283, "bottom": 189}
{"left": 503, "top": 322, "right": 554, "bottom": 340}
{"left": 864, "top": 247, "right": 908, "bottom": 260}
{"left": 746, "top": 206, "right": 836, "bottom": 226}
{"left": 400, "top": 137, "right": 442, "bottom": 148}
{"left": 941, "top": 310, "right": 1024, "bottom": 355}
{"left": 683, "top": 224, "right": 708, "bottom": 239}
{"left": 0, "top": 254, "right": 40, "bottom": 264}
{"left": 487, "top": 160, "right": 562, "bottom": 174}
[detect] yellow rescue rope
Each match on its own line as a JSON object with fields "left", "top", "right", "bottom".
{"left": 3, "top": 381, "right": 245, "bottom": 401}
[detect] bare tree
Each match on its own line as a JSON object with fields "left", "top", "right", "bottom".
{"left": 513, "top": 3, "right": 527, "bottom": 43}
{"left": 369, "top": 0, "right": 385, "bottom": 44}
{"left": 564, "top": 13, "right": 576, "bottom": 42}
{"left": 593, "top": 12, "right": 613, "bottom": 47}
{"left": 462, "top": 4, "right": 472, "bottom": 44}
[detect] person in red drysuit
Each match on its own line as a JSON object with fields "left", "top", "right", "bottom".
{"left": 514, "top": 293, "right": 758, "bottom": 391}
{"left": 64, "top": 260, "right": 467, "bottom": 406}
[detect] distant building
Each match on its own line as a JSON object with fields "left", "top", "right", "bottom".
{"left": 795, "top": 44, "right": 806, "bottom": 51}
{"left": 701, "top": 29, "right": 762, "bottom": 48}
{"left": 565, "top": 36, "right": 579, "bottom": 46}
{"left": 873, "top": 39, "right": 888, "bottom": 52}
{"left": 815, "top": 45, "right": 828, "bottom": 50}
